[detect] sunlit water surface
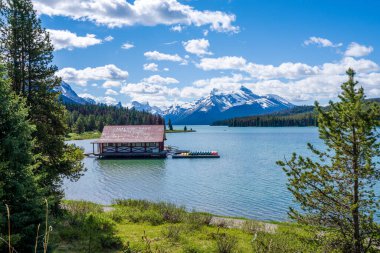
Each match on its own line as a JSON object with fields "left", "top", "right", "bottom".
{"left": 64, "top": 126, "right": 379, "bottom": 221}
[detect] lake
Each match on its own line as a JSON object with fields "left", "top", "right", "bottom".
{"left": 64, "top": 126, "right": 372, "bottom": 222}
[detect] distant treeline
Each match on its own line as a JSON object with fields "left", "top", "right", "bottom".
{"left": 212, "top": 106, "right": 318, "bottom": 127}
{"left": 65, "top": 104, "right": 164, "bottom": 133}
{"left": 213, "top": 99, "right": 380, "bottom": 127}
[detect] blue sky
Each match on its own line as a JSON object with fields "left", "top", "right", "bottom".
{"left": 34, "top": 0, "right": 380, "bottom": 106}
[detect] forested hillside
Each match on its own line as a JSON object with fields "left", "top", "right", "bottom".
{"left": 212, "top": 106, "right": 317, "bottom": 127}
{"left": 213, "top": 99, "right": 380, "bottom": 127}
{"left": 65, "top": 104, "right": 164, "bottom": 134}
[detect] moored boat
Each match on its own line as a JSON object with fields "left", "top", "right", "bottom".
{"left": 172, "top": 151, "right": 220, "bottom": 159}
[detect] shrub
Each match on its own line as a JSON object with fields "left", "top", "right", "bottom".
{"left": 163, "top": 225, "right": 182, "bottom": 241}
{"left": 186, "top": 212, "right": 212, "bottom": 230}
{"left": 215, "top": 233, "right": 238, "bottom": 253}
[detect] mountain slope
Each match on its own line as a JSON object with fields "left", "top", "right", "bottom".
{"left": 162, "top": 86, "right": 294, "bottom": 124}
{"left": 56, "top": 81, "right": 95, "bottom": 105}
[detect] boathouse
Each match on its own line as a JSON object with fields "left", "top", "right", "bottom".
{"left": 93, "top": 125, "right": 166, "bottom": 158}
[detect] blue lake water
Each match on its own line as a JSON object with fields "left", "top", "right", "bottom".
{"left": 64, "top": 126, "right": 379, "bottom": 222}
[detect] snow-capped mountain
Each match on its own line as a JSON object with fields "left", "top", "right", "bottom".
{"left": 130, "top": 101, "right": 163, "bottom": 115}
{"left": 56, "top": 81, "right": 95, "bottom": 105}
{"left": 161, "top": 86, "right": 294, "bottom": 124}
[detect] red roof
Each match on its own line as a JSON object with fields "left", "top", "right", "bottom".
{"left": 95, "top": 125, "right": 165, "bottom": 143}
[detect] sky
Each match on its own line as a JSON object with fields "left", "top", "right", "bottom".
{"left": 33, "top": 0, "right": 380, "bottom": 107}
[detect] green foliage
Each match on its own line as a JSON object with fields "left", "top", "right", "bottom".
{"left": 53, "top": 201, "right": 122, "bottom": 252}
{"left": 114, "top": 199, "right": 186, "bottom": 225}
{"left": 277, "top": 69, "right": 380, "bottom": 252}
{"left": 214, "top": 232, "right": 238, "bottom": 253}
{"left": 65, "top": 103, "right": 164, "bottom": 133}
{"left": 0, "top": 65, "right": 43, "bottom": 251}
{"left": 167, "top": 119, "right": 173, "bottom": 131}
{"left": 0, "top": 0, "right": 84, "bottom": 211}
{"left": 213, "top": 106, "right": 317, "bottom": 127}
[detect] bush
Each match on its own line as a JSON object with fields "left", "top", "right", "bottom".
{"left": 215, "top": 233, "right": 238, "bottom": 253}
{"left": 186, "top": 212, "right": 212, "bottom": 230}
{"left": 114, "top": 199, "right": 186, "bottom": 224}
{"left": 54, "top": 206, "right": 122, "bottom": 252}
{"left": 163, "top": 225, "right": 182, "bottom": 241}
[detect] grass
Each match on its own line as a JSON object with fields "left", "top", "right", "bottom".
{"left": 65, "top": 131, "right": 101, "bottom": 141}
{"left": 47, "top": 199, "right": 335, "bottom": 253}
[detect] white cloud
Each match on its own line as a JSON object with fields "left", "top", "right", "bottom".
{"left": 197, "top": 55, "right": 379, "bottom": 80}
{"left": 57, "top": 64, "right": 129, "bottom": 86}
{"left": 79, "top": 93, "right": 118, "bottom": 105}
{"left": 103, "top": 80, "right": 123, "bottom": 88}
{"left": 192, "top": 54, "right": 380, "bottom": 104}
{"left": 47, "top": 29, "right": 102, "bottom": 50}
{"left": 183, "top": 38, "right": 212, "bottom": 56}
{"left": 198, "top": 56, "right": 247, "bottom": 70}
{"left": 105, "top": 89, "right": 119, "bottom": 95}
{"left": 142, "top": 75, "right": 179, "bottom": 85}
{"left": 303, "top": 36, "right": 342, "bottom": 48}
{"left": 144, "top": 51, "right": 183, "bottom": 62}
{"left": 170, "top": 24, "right": 183, "bottom": 32}
{"left": 120, "top": 82, "right": 180, "bottom": 106}
{"left": 143, "top": 63, "right": 159, "bottom": 72}
{"left": 164, "top": 68, "right": 169, "bottom": 71}
{"left": 121, "top": 42, "right": 134, "bottom": 50}
{"left": 345, "top": 42, "right": 373, "bottom": 57}
{"left": 34, "top": 0, "right": 239, "bottom": 33}
{"left": 104, "top": 35, "right": 114, "bottom": 41}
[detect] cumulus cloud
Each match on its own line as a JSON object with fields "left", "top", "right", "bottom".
{"left": 170, "top": 24, "right": 183, "bottom": 32}
{"left": 103, "top": 80, "right": 123, "bottom": 88}
{"left": 105, "top": 89, "right": 119, "bottom": 95}
{"left": 143, "top": 63, "right": 159, "bottom": 71}
{"left": 183, "top": 38, "right": 212, "bottom": 56}
{"left": 191, "top": 53, "right": 380, "bottom": 104}
{"left": 57, "top": 64, "right": 129, "bottom": 86}
{"left": 104, "top": 35, "right": 114, "bottom": 41}
{"left": 79, "top": 93, "right": 118, "bottom": 105}
{"left": 198, "top": 56, "right": 247, "bottom": 70}
{"left": 121, "top": 42, "right": 134, "bottom": 50}
{"left": 142, "top": 75, "right": 179, "bottom": 85}
{"left": 120, "top": 81, "right": 180, "bottom": 106}
{"left": 144, "top": 51, "right": 184, "bottom": 62}
{"left": 303, "top": 36, "right": 342, "bottom": 48}
{"left": 33, "top": 0, "right": 239, "bottom": 33}
{"left": 197, "top": 55, "right": 378, "bottom": 80}
{"left": 47, "top": 29, "right": 102, "bottom": 50}
{"left": 345, "top": 42, "right": 373, "bottom": 57}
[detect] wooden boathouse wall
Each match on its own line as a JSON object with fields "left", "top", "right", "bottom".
{"left": 93, "top": 125, "right": 166, "bottom": 158}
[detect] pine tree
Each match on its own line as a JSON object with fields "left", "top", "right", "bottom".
{"left": 0, "top": 65, "right": 43, "bottom": 251}
{"left": 0, "top": 0, "right": 84, "bottom": 211}
{"left": 277, "top": 69, "right": 380, "bottom": 252}
{"left": 184, "top": 125, "right": 187, "bottom": 131}
{"left": 168, "top": 118, "right": 173, "bottom": 131}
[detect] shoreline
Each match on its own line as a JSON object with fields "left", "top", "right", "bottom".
{"left": 52, "top": 199, "right": 323, "bottom": 252}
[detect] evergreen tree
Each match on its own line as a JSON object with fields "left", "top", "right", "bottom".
{"left": 184, "top": 125, "right": 187, "bottom": 131}
{"left": 0, "top": 65, "right": 43, "bottom": 251}
{"left": 75, "top": 115, "right": 86, "bottom": 134}
{"left": 0, "top": 0, "right": 84, "bottom": 211}
{"left": 168, "top": 118, "right": 173, "bottom": 131}
{"left": 277, "top": 69, "right": 380, "bottom": 252}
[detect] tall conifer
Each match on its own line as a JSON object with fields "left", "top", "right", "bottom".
{"left": 278, "top": 69, "right": 380, "bottom": 252}
{"left": 0, "top": 0, "right": 84, "bottom": 211}
{"left": 0, "top": 65, "right": 43, "bottom": 251}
